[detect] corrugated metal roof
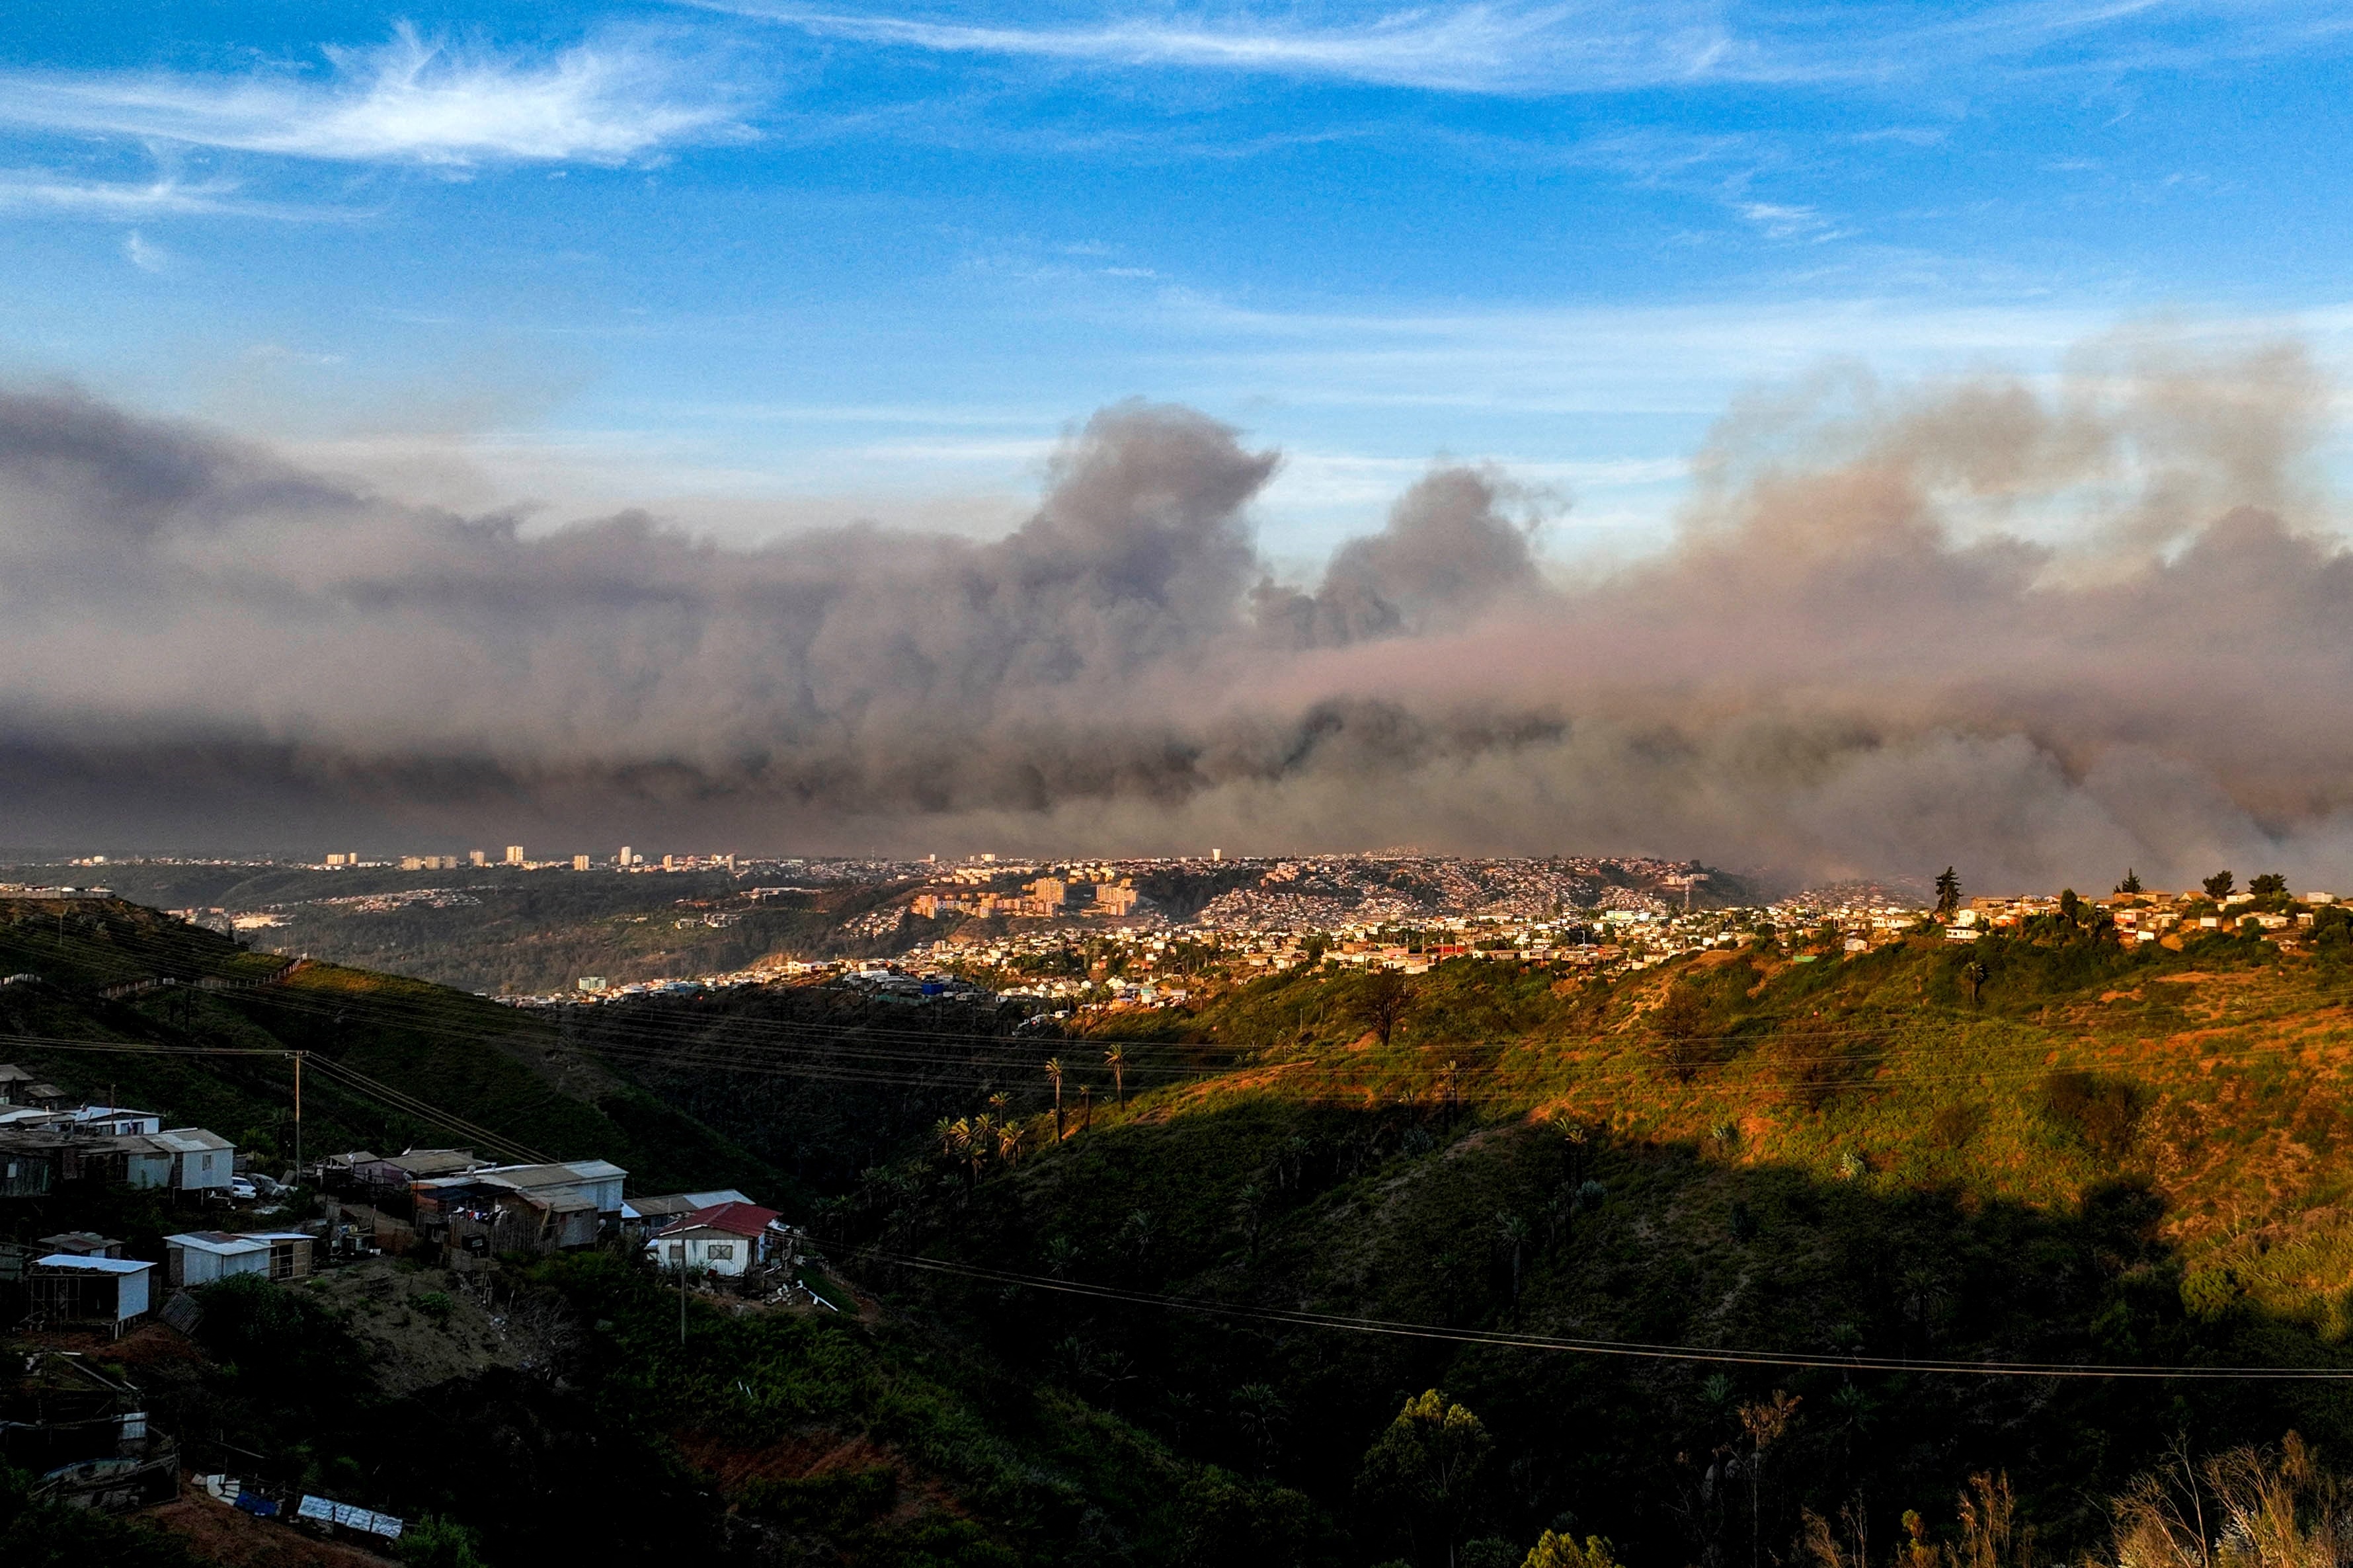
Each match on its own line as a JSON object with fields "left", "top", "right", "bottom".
{"left": 622, "top": 1188, "right": 753, "bottom": 1220}
{"left": 165, "top": 1231, "right": 266, "bottom": 1253}
{"left": 153, "top": 1127, "right": 233, "bottom": 1154}
{"left": 34, "top": 1254, "right": 151, "bottom": 1274}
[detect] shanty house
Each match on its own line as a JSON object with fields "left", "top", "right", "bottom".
{"left": 352, "top": 1148, "right": 480, "bottom": 1189}
{"left": 163, "top": 1231, "right": 314, "bottom": 1288}
{"left": 151, "top": 1128, "right": 234, "bottom": 1193}
{"left": 28, "top": 1255, "right": 153, "bottom": 1333}
{"left": 38, "top": 1231, "right": 122, "bottom": 1258}
{"left": 475, "top": 1159, "right": 626, "bottom": 1216}
{"left": 1, "top": 1352, "right": 179, "bottom": 1511}
{"left": 646, "top": 1202, "right": 790, "bottom": 1278}
{"left": 0, "top": 1131, "right": 60, "bottom": 1196}
{"left": 415, "top": 1176, "right": 602, "bottom": 1255}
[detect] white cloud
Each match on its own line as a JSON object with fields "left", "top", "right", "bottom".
{"left": 0, "top": 24, "right": 742, "bottom": 167}
{"left": 121, "top": 231, "right": 170, "bottom": 272}
{"left": 696, "top": 0, "right": 2353, "bottom": 97}
{"left": 700, "top": 1, "right": 1774, "bottom": 95}
{"left": 0, "top": 168, "right": 331, "bottom": 219}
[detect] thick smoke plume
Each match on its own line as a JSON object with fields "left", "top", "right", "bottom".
{"left": 1, "top": 334, "right": 2348, "bottom": 891}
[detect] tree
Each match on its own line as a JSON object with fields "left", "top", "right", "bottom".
{"left": 1960, "top": 960, "right": 1989, "bottom": 1005}
{"left": 2204, "top": 869, "right": 2236, "bottom": 900}
{"left": 1231, "top": 1382, "right": 1289, "bottom": 1475}
{"left": 1652, "top": 984, "right": 1710, "bottom": 1083}
{"left": 1495, "top": 1211, "right": 1531, "bottom": 1302}
{"left": 1044, "top": 1057, "right": 1066, "bottom": 1141}
{"left": 2116, "top": 868, "right": 2144, "bottom": 895}
{"left": 1523, "top": 1532, "right": 1620, "bottom": 1568}
{"left": 1104, "top": 1045, "right": 1128, "bottom": 1105}
{"left": 2251, "top": 872, "right": 2288, "bottom": 897}
{"left": 963, "top": 1115, "right": 995, "bottom": 1190}
{"left": 1354, "top": 1389, "right": 1495, "bottom": 1568}
{"left": 2059, "top": 888, "right": 2081, "bottom": 922}
{"left": 1356, "top": 970, "right": 1413, "bottom": 1047}
{"left": 1935, "top": 867, "right": 1962, "bottom": 920}
{"left": 1738, "top": 1390, "right": 1802, "bottom": 1568}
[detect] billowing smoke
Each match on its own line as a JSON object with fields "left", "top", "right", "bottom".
{"left": 1, "top": 334, "right": 2350, "bottom": 892}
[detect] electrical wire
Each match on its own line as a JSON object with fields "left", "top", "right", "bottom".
{"left": 844, "top": 1245, "right": 2353, "bottom": 1382}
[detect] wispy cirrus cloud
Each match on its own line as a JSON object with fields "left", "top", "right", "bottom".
{"left": 0, "top": 23, "right": 744, "bottom": 167}
{"left": 694, "top": 0, "right": 2353, "bottom": 97}
{"left": 697, "top": 0, "right": 1773, "bottom": 95}
{"left": 0, "top": 168, "right": 336, "bottom": 220}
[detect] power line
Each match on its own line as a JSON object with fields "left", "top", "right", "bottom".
{"left": 848, "top": 1246, "right": 2353, "bottom": 1382}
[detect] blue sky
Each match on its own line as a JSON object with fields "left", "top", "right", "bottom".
{"left": 4, "top": 1, "right": 2352, "bottom": 564}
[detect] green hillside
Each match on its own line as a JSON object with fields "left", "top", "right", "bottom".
{"left": 711, "top": 912, "right": 2353, "bottom": 1567}
{"left": 0, "top": 896, "right": 778, "bottom": 1205}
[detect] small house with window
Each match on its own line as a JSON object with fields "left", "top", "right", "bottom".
{"left": 645, "top": 1202, "right": 788, "bottom": 1278}
{"left": 163, "top": 1230, "right": 314, "bottom": 1287}
{"left": 152, "top": 1128, "right": 235, "bottom": 1194}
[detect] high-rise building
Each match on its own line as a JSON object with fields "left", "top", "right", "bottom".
{"left": 469, "top": 849, "right": 488, "bottom": 867}
{"left": 662, "top": 854, "right": 676, "bottom": 871}
{"left": 618, "top": 845, "right": 633, "bottom": 867}
{"left": 573, "top": 854, "right": 592, "bottom": 871}
{"left": 325, "top": 853, "right": 346, "bottom": 867}
{"left": 504, "top": 845, "right": 524, "bottom": 865}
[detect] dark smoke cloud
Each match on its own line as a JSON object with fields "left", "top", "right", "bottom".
{"left": 2, "top": 338, "right": 2350, "bottom": 892}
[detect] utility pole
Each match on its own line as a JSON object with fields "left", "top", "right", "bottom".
{"left": 679, "top": 1239, "right": 688, "bottom": 1346}
{"left": 291, "top": 1051, "right": 303, "bottom": 1185}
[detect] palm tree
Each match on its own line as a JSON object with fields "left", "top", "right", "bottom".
{"left": 1105, "top": 1045, "right": 1128, "bottom": 1105}
{"left": 997, "top": 1120, "right": 1024, "bottom": 1165}
{"left": 1044, "top": 1057, "right": 1066, "bottom": 1140}
{"left": 1496, "top": 1211, "right": 1530, "bottom": 1302}
{"left": 1079, "top": 1083, "right": 1094, "bottom": 1133}
{"left": 964, "top": 1114, "right": 996, "bottom": 1190}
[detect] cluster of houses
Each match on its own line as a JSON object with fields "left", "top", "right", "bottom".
{"left": 1946, "top": 889, "right": 2338, "bottom": 943}
{"left": 320, "top": 1149, "right": 801, "bottom": 1278}
{"left": 0, "top": 1064, "right": 239, "bottom": 1199}
{"left": 0, "top": 1056, "right": 799, "bottom": 1342}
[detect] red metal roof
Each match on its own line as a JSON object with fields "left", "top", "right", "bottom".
{"left": 657, "top": 1200, "right": 778, "bottom": 1239}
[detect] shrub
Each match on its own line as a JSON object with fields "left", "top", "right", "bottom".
{"left": 2040, "top": 1070, "right": 2142, "bottom": 1159}
{"left": 395, "top": 1514, "right": 488, "bottom": 1568}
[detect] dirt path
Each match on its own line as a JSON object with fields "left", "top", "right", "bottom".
{"left": 140, "top": 1490, "right": 401, "bottom": 1568}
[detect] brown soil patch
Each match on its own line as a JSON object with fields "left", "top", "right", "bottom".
{"left": 141, "top": 1490, "right": 400, "bottom": 1568}
{"left": 671, "top": 1429, "right": 966, "bottom": 1523}
{"left": 307, "top": 1258, "right": 571, "bottom": 1395}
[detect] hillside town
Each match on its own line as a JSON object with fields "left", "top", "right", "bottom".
{"left": 497, "top": 856, "right": 2336, "bottom": 1014}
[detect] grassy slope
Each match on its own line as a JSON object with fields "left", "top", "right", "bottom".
{"left": 0, "top": 898, "right": 778, "bottom": 1202}
{"left": 830, "top": 923, "right": 2353, "bottom": 1565}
